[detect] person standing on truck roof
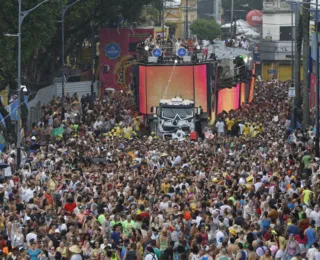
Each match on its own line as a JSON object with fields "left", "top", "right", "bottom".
{"left": 144, "top": 34, "right": 154, "bottom": 49}
{"left": 202, "top": 39, "right": 210, "bottom": 61}
{"left": 174, "top": 38, "right": 181, "bottom": 54}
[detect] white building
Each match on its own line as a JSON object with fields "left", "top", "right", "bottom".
{"left": 260, "top": 0, "right": 302, "bottom": 80}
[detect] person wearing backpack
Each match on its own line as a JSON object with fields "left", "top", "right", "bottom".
{"left": 199, "top": 248, "right": 213, "bottom": 260}
{"left": 145, "top": 247, "right": 158, "bottom": 260}
{"left": 124, "top": 243, "right": 138, "bottom": 260}
{"left": 235, "top": 243, "right": 247, "bottom": 260}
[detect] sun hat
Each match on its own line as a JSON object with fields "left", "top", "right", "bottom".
{"left": 69, "top": 245, "right": 82, "bottom": 254}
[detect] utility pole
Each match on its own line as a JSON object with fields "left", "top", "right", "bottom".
{"left": 90, "top": 0, "right": 96, "bottom": 97}
{"left": 185, "top": 0, "right": 189, "bottom": 39}
{"left": 231, "top": 0, "right": 234, "bottom": 37}
{"left": 316, "top": 0, "right": 319, "bottom": 156}
{"left": 17, "top": 0, "right": 22, "bottom": 169}
{"left": 16, "top": 0, "right": 49, "bottom": 168}
{"left": 162, "top": 0, "right": 165, "bottom": 40}
{"left": 294, "top": 3, "right": 302, "bottom": 127}
{"left": 302, "top": 0, "right": 311, "bottom": 128}
{"left": 61, "top": 0, "right": 82, "bottom": 121}
{"left": 212, "top": 0, "right": 215, "bottom": 22}
{"left": 291, "top": 4, "right": 295, "bottom": 128}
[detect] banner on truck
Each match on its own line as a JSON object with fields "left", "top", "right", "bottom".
{"left": 99, "top": 28, "right": 154, "bottom": 93}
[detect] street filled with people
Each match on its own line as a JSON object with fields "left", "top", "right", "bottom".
{"left": 0, "top": 81, "right": 319, "bottom": 260}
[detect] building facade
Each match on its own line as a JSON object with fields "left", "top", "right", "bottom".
{"left": 165, "top": 0, "right": 198, "bottom": 39}
{"left": 260, "top": 0, "right": 303, "bottom": 80}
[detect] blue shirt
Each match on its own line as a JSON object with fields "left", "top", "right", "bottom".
{"left": 27, "top": 248, "right": 41, "bottom": 260}
{"left": 287, "top": 225, "right": 299, "bottom": 236}
{"left": 111, "top": 231, "right": 121, "bottom": 246}
{"left": 261, "top": 219, "right": 270, "bottom": 229}
{"left": 306, "top": 228, "right": 317, "bottom": 245}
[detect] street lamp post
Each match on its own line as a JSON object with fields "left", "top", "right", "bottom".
{"left": 231, "top": 0, "right": 234, "bottom": 37}
{"left": 290, "top": 3, "right": 296, "bottom": 129}
{"left": 61, "top": 0, "right": 81, "bottom": 121}
{"left": 316, "top": 0, "right": 319, "bottom": 157}
{"left": 17, "top": 0, "right": 50, "bottom": 168}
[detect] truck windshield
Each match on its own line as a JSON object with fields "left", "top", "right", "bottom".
{"left": 162, "top": 108, "right": 193, "bottom": 119}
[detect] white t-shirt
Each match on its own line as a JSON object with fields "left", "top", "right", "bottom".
{"left": 216, "top": 230, "right": 224, "bottom": 246}
{"left": 4, "top": 166, "right": 12, "bottom": 177}
{"left": 243, "top": 205, "right": 253, "bottom": 219}
{"left": 203, "top": 40, "right": 210, "bottom": 48}
{"left": 145, "top": 253, "right": 158, "bottom": 260}
{"left": 239, "top": 123, "right": 245, "bottom": 134}
{"left": 26, "top": 232, "right": 37, "bottom": 242}
{"left": 159, "top": 201, "right": 169, "bottom": 210}
{"left": 254, "top": 182, "right": 263, "bottom": 191}
{"left": 70, "top": 254, "right": 83, "bottom": 260}
{"left": 215, "top": 121, "right": 225, "bottom": 133}
{"left": 307, "top": 248, "right": 318, "bottom": 260}
{"left": 310, "top": 211, "right": 320, "bottom": 227}
{"left": 314, "top": 251, "right": 320, "bottom": 260}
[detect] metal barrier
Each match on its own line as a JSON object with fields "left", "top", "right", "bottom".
{"left": 27, "top": 81, "right": 97, "bottom": 128}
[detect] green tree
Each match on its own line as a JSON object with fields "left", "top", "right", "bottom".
{"left": 190, "top": 19, "right": 220, "bottom": 40}
{"left": 0, "top": 0, "right": 152, "bottom": 91}
{"left": 139, "top": 0, "right": 176, "bottom": 26}
{"left": 0, "top": 0, "right": 152, "bottom": 142}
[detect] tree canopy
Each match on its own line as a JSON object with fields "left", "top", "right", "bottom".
{"left": 190, "top": 19, "right": 220, "bottom": 41}
{"left": 0, "top": 0, "right": 152, "bottom": 91}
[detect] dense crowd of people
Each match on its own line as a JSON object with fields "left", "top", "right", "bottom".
{"left": 0, "top": 80, "right": 319, "bottom": 260}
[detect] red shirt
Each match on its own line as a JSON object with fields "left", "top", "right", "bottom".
{"left": 64, "top": 202, "right": 76, "bottom": 213}
{"left": 140, "top": 211, "right": 150, "bottom": 219}
{"left": 294, "top": 234, "right": 308, "bottom": 244}
{"left": 44, "top": 193, "right": 54, "bottom": 205}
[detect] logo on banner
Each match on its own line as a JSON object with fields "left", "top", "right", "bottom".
{"left": 177, "top": 47, "right": 187, "bottom": 57}
{"left": 115, "top": 55, "right": 136, "bottom": 89}
{"left": 152, "top": 48, "right": 162, "bottom": 57}
{"left": 105, "top": 42, "right": 121, "bottom": 60}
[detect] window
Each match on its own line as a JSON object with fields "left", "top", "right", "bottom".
{"left": 162, "top": 108, "right": 193, "bottom": 119}
{"left": 280, "top": 26, "right": 293, "bottom": 41}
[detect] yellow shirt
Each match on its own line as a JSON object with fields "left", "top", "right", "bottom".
{"left": 243, "top": 126, "right": 250, "bottom": 136}
{"left": 226, "top": 119, "right": 235, "bottom": 131}
{"left": 116, "top": 127, "right": 123, "bottom": 136}
{"left": 302, "top": 189, "right": 312, "bottom": 204}
{"left": 134, "top": 119, "right": 140, "bottom": 131}
{"left": 161, "top": 182, "right": 170, "bottom": 194}
{"left": 123, "top": 126, "right": 132, "bottom": 139}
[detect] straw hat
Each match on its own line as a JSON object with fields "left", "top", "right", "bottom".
{"left": 69, "top": 245, "right": 82, "bottom": 254}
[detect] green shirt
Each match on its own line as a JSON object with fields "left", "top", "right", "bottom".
{"left": 110, "top": 220, "right": 121, "bottom": 227}
{"left": 228, "top": 196, "right": 236, "bottom": 205}
{"left": 122, "top": 220, "right": 136, "bottom": 234}
{"left": 98, "top": 214, "right": 106, "bottom": 225}
{"left": 302, "top": 155, "right": 312, "bottom": 169}
{"left": 153, "top": 247, "right": 162, "bottom": 258}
